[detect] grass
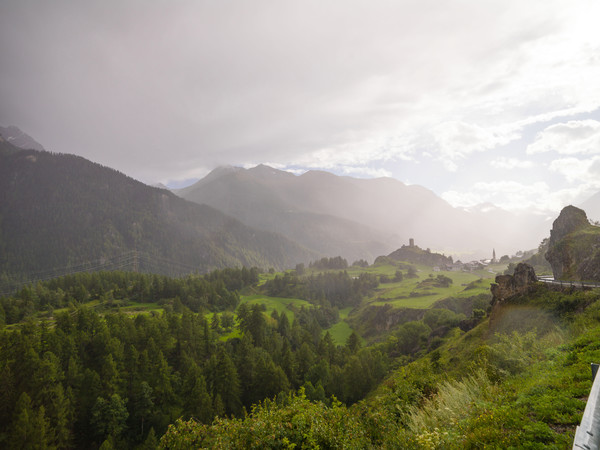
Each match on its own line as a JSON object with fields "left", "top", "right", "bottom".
{"left": 212, "top": 295, "right": 313, "bottom": 341}
{"left": 257, "top": 272, "right": 279, "bottom": 286}
{"left": 239, "top": 294, "right": 312, "bottom": 320}
{"left": 119, "top": 300, "right": 163, "bottom": 314}
{"left": 323, "top": 307, "right": 357, "bottom": 345}
{"left": 367, "top": 269, "right": 494, "bottom": 309}
{"left": 325, "top": 320, "right": 353, "bottom": 345}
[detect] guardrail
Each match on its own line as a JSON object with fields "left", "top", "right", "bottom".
{"left": 574, "top": 363, "right": 600, "bottom": 449}
{"left": 537, "top": 277, "right": 600, "bottom": 289}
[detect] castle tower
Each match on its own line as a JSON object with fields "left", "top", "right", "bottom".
{"left": 409, "top": 238, "right": 414, "bottom": 247}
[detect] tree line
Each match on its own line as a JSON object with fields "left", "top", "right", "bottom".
{"left": 262, "top": 270, "right": 379, "bottom": 308}
{"left": 0, "top": 267, "right": 260, "bottom": 326}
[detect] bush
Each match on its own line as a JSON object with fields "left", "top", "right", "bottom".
{"left": 159, "top": 390, "right": 371, "bottom": 449}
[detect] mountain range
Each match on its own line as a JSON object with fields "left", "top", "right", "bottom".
{"left": 2, "top": 123, "right": 599, "bottom": 282}
{"left": 176, "top": 165, "right": 551, "bottom": 261}
{"left": 0, "top": 135, "right": 317, "bottom": 282}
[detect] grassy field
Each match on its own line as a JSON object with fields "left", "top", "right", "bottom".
{"left": 362, "top": 265, "right": 495, "bottom": 309}
{"left": 119, "top": 300, "right": 163, "bottom": 315}
{"left": 239, "top": 294, "right": 312, "bottom": 320}
{"left": 325, "top": 320, "right": 354, "bottom": 345}
{"left": 324, "top": 307, "right": 355, "bottom": 345}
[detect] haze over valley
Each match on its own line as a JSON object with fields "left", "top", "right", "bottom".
{"left": 3, "top": 2, "right": 600, "bottom": 448}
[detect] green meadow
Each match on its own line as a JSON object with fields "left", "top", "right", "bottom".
{"left": 239, "top": 294, "right": 312, "bottom": 319}
{"left": 324, "top": 306, "right": 354, "bottom": 345}
{"left": 366, "top": 266, "right": 495, "bottom": 309}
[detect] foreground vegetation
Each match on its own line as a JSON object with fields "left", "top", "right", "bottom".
{"left": 1, "top": 254, "right": 595, "bottom": 448}
{"left": 162, "top": 285, "right": 600, "bottom": 448}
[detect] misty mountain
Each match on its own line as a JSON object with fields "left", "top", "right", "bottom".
{"left": 0, "top": 125, "right": 46, "bottom": 152}
{"left": 176, "top": 165, "right": 392, "bottom": 263}
{"left": 178, "top": 165, "right": 548, "bottom": 260}
{"left": 0, "top": 139, "right": 317, "bottom": 280}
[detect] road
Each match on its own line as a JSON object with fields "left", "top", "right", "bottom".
{"left": 537, "top": 276, "right": 600, "bottom": 289}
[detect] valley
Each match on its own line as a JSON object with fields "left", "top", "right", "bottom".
{"left": 2, "top": 2, "right": 600, "bottom": 447}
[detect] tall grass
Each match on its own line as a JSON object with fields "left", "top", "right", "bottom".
{"left": 407, "top": 369, "right": 495, "bottom": 434}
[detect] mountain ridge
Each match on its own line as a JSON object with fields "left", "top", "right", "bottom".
{"left": 177, "top": 165, "right": 393, "bottom": 262}
{"left": 178, "top": 164, "right": 548, "bottom": 260}
{"left": 0, "top": 125, "right": 46, "bottom": 152}
{"left": 0, "top": 142, "right": 318, "bottom": 280}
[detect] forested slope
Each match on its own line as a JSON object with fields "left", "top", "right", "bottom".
{"left": 0, "top": 268, "right": 386, "bottom": 448}
{"left": 162, "top": 281, "right": 600, "bottom": 448}
{"left": 0, "top": 141, "right": 316, "bottom": 281}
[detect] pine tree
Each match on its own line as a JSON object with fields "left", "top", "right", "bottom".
{"left": 10, "top": 392, "right": 54, "bottom": 450}
{"left": 207, "top": 346, "right": 241, "bottom": 416}
{"left": 346, "top": 331, "right": 361, "bottom": 354}
{"left": 182, "top": 365, "right": 213, "bottom": 423}
{"left": 90, "top": 394, "right": 129, "bottom": 442}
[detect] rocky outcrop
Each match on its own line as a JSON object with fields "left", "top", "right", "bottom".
{"left": 548, "top": 205, "right": 589, "bottom": 243}
{"left": 490, "top": 262, "right": 538, "bottom": 306}
{"left": 545, "top": 206, "right": 600, "bottom": 281}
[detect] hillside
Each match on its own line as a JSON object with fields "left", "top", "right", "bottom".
{"left": 1, "top": 233, "right": 598, "bottom": 447}
{"left": 0, "top": 141, "right": 317, "bottom": 283}
{"left": 160, "top": 267, "right": 600, "bottom": 448}
{"left": 384, "top": 242, "right": 453, "bottom": 266}
{"left": 178, "top": 165, "right": 548, "bottom": 261}
{"left": 545, "top": 205, "right": 600, "bottom": 281}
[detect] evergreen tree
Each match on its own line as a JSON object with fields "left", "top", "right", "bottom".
{"left": 277, "top": 312, "right": 290, "bottom": 339}
{"left": 182, "top": 366, "right": 213, "bottom": 424}
{"left": 10, "top": 392, "right": 54, "bottom": 450}
{"left": 207, "top": 346, "right": 241, "bottom": 416}
{"left": 130, "top": 381, "right": 154, "bottom": 440}
{"left": 346, "top": 331, "right": 361, "bottom": 354}
{"left": 139, "top": 427, "right": 158, "bottom": 450}
{"left": 91, "top": 394, "right": 129, "bottom": 443}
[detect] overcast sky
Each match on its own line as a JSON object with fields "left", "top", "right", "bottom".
{"left": 1, "top": 0, "right": 599, "bottom": 213}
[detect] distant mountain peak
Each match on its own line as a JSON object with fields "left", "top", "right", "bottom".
{"left": 300, "top": 169, "right": 336, "bottom": 178}
{"left": 247, "top": 164, "right": 294, "bottom": 178}
{"left": 0, "top": 125, "right": 45, "bottom": 152}
{"left": 207, "top": 165, "right": 243, "bottom": 178}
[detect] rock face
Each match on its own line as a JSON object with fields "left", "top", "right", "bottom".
{"left": 545, "top": 205, "right": 600, "bottom": 280}
{"left": 548, "top": 205, "right": 589, "bottom": 244}
{"left": 490, "top": 263, "right": 538, "bottom": 306}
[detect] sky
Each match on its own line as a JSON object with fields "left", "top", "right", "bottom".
{"left": 1, "top": 0, "right": 600, "bottom": 214}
